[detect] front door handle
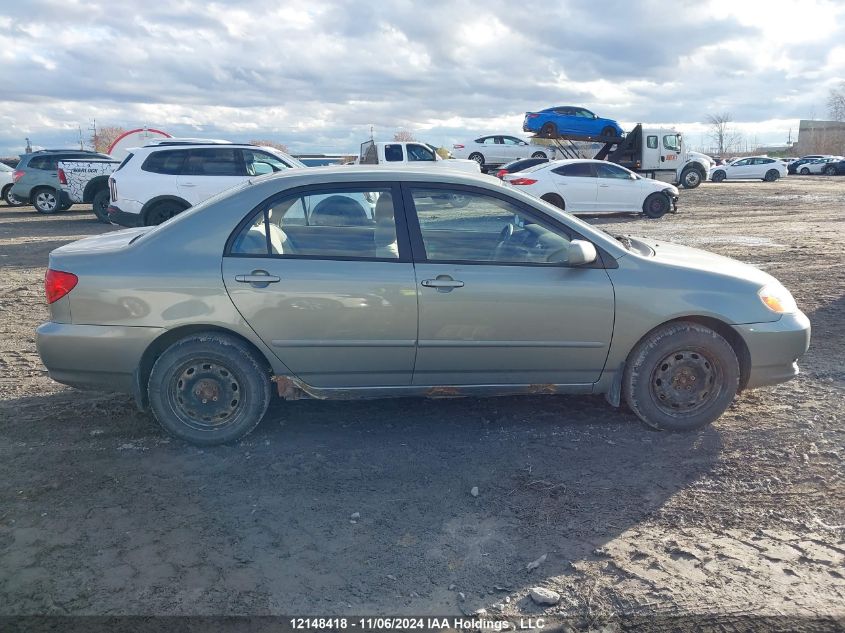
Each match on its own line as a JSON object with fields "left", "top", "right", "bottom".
{"left": 421, "top": 276, "right": 464, "bottom": 292}
{"left": 235, "top": 271, "right": 280, "bottom": 285}
{"left": 181, "top": 182, "right": 197, "bottom": 187}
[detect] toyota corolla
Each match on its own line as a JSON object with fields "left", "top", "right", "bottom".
{"left": 36, "top": 167, "right": 810, "bottom": 445}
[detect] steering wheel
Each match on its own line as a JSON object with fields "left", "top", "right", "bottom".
{"left": 491, "top": 223, "right": 516, "bottom": 260}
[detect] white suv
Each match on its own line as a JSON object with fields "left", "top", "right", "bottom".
{"left": 107, "top": 140, "right": 305, "bottom": 226}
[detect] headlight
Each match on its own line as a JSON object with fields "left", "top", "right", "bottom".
{"left": 758, "top": 283, "right": 797, "bottom": 314}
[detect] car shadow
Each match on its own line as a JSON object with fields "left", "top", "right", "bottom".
{"left": 0, "top": 388, "right": 722, "bottom": 615}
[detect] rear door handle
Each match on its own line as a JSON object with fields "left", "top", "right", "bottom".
{"left": 181, "top": 182, "right": 197, "bottom": 187}
{"left": 599, "top": 184, "right": 609, "bottom": 187}
{"left": 235, "top": 272, "right": 280, "bottom": 284}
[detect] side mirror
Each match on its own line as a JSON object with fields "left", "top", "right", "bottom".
{"left": 568, "top": 239, "right": 597, "bottom": 266}
{"left": 629, "top": 173, "right": 637, "bottom": 180}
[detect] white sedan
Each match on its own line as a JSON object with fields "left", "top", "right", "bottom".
{"left": 502, "top": 159, "right": 679, "bottom": 218}
{"left": 451, "top": 135, "right": 550, "bottom": 169}
{"left": 709, "top": 156, "right": 786, "bottom": 182}
{"left": 796, "top": 157, "right": 844, "bottom": 175}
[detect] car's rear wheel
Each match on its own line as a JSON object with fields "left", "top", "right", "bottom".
{"left": 148, "top": 332, "right": 272, "bottom": 445}
{"left": 33, "top": 187, "right": 60, "bottom": 213}
{"left": 763, "top": 169, "right": 780, "bottom": 182}
{"left": 540, "top": 123, "right": 557, "bottom": 138}
{"left": 711, "top": 170, "right": 726, "bottom": 183}
{"left": 799, "top": 167, "right": 810, "bottom": 175}
{"left": 623, "top": 322, "right": 740, "bottom": 431}
{"left": 643, "top": 192, "right": 670, "bottom": 218}
{"left": 468, "top": 152, "right": 485, "bottom": 167}
{"left": 540, "top": 193, "right": 565, "bottom": 209}
{"left": 823, "top": 165, "right": 837, "bottom": 176}
{"left": 146, "top": 201, "right": 187, "bottom": 225}
{"left": 531, "top": 151, "right": 547, "bottom": 159}
{"left": 2, "top": 185, "right": 23, "bottom": 206}
{"left": 91, "top": 189, "right": 110, "bottom": 223}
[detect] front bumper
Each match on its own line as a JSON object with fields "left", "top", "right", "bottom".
{"left": 735, "top": 310, "right": 811, "bottom": 389}
{"left": 36, "top": 321, "right": 163, "bottom": 393}
{"left": 107, "top": 204, "right": 142, "bottom": 227}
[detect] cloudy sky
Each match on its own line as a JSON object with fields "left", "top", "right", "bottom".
{"left": 1, "top": 0, "right": 843, "bottom": 157}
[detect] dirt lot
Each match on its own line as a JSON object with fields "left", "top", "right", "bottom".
{"left": 0, "top": 177, "right": 843, "bottom": 626}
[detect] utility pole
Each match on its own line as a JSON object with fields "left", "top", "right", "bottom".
{"left": 77, "top": 125, "right": 84, "bottom": 150}
{"left": 89, "top": 118, "right": 97, "bottom": 152}
{"left": 25, "top": 137, "right": 32, "bottom": 153}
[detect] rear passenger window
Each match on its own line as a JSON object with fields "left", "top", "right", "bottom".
{"left": 141, "top": 150, "right": 190, "bottom": 175}
{"left": 553, "top": 163, "right": 595, "bottom": 177}
{"left": 185, "top": 148, "right": 243, "bottom": 176}
{"left": 229, "top": 188, "right": 400, "bottom": 260}
{"left": 646, "top": 136, "right": 658, "bottom": 149}
{"left": 384, "top": 145, "right": 404, "bottom": 162}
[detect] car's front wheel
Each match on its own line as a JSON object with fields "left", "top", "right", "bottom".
{"left": 91, "top": 189, "right": 110, "bottom": 223}
{"left": 2, "top": 185, "right": 23, "bottom": 206}
{"left": 643, "top": 192, "right": 670, "bottom": 218}
{"left": 711, "top": 170, "right": 726, "bottom": 183}
{"left": 601, "top": 126, "right": 617, "bottom": 138}
{"left": 623, "top": 322, "right": 740, "bottom": 431}
{"left": 148, "top": 332, "right": 272, "bottom": 445}
{"left": 33, "top": 187, "right": 61, "bottom": 213}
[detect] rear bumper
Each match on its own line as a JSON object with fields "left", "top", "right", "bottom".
{"left": 736, "top": 311, "right": 811, "bottom": 389}
{"left": 107, "top": 205, "right": 142, "bottom": 227}
{"left": 36, "top": 321, "right": 163, "bottom": 393}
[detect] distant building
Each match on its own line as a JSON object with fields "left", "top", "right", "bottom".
{"left": 797, "top": 120, "right": 845, "bottom": 155}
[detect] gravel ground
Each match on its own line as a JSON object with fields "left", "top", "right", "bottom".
{"left": 0, "top": 177, "right": 843, "bottom": 626}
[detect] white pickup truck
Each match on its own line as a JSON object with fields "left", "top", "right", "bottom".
{"left": 359, "top": 141, "right": 481, "bottom": 173}
{"left": 58, "top": 157, "right": 121, "bottom": 222}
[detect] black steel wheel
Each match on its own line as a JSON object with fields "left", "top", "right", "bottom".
{"left": 148, "top": 332, "right": 272, "bottom": 445}
{"left": 91, "top": 189, "right": 110, "bottom": 223}
{"left": 623, "top": 322, "right": 739, "bottom": 431}
{"left": 146, "top": 201, "right": 186, "bottom": 225}
{"left": 540, "top": 122, "right": 557, "bottom": 138}
{"left": 643, "top": 192, "right": 670, "bottom": 218}
{"left": 763, "top": 169, "right": 780, "bottom": 182}
{"left": 711, "top": 170, "right": 726, "bottom": 183}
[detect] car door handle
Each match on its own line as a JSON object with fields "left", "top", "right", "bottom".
{"left": 235, "top": 272, "right": 281, "bottom": 284}
{"left": 422, "top": 276, "right": 464, "bottom": 291}
{"left": 599, "top": 184, "right": 609, "bottom": 187}
{"left": 181, "top": 182, "right": 197, "bottom": 187}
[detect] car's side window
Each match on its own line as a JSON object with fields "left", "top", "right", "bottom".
{"left": 595, "top": 163, "right": 631, "bottom": 179}
{"left": 663, "top": 135, "right": 680, "bottom": 151}
{"left": 552, "top": 163, "right": 595, "bottom": 178}
{"left": 407, "top": 144, "right": 436, "bottom": 161}
{"left": 27, "top": 156, "right": 51, "bottom": 170}
{"left": 410, "top": 188, "right": 572, "bottom": 265}
{"left": 244, "top": 150, "right": 289, "bottom": 176}
{"left": 230, "top": 187, "right": 400, "bottom": 260}
{"left": 732, "top": 159, "right": 749, "bottom": 166}
{"left": 141, "top": 150, "right": 190, "bottom": 175}
{"left": 384, "top": 145, "right": 404, "bottom": 162}
{"left": 185, "top": 148, "right": 243, "bottom": 176}
{"left": 481, "top": 137, "right": 495, "bottom": 145}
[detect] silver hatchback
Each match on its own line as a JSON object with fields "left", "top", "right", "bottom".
{"left": 36, "top": 167, "right": 810, "bottom": 445}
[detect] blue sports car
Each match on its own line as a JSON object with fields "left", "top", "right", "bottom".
{"left": 523, "top": 106, "right": 624, "bottom": 139}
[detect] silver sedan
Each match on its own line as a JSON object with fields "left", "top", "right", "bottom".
{"left": 37, "top": 167, "right": 810, "bottom": 445}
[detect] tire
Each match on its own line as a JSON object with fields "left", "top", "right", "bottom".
{"left": 540, "top": 122, "right": 557, "bottom": 138}
{"left": 799, "top": 167, "right": 810, "bottom": 175}
{"left": 91, "top": 189, "right": 110, "bottom": 223}
{"left": 468, "top": 152, "right": 485, "bottom": 167}
{"left": 823, "top": 165, "right": 837, "bottom": 176}
{"left": 145, "top": 201, "right": 186, "bottom": 225}
{"left": 711, "top": 170, "right": 726, "bottom": 183}
{"left": 680, "top": 167, "right": 703, "bottom": 189}
{"left": 601, "top": 126, "right": 616, "bottom": 138}
{"left": 148, "top": 332, "right": 272, "bottom": 445}
{"left": 622, "top": 322, "right": 740, "bottom": 432}
{"left": 33, "top": 187, "right": 61, "bottom": 213}
{"left": 763, "top": 169, "right": 780, "bottom": 182}
{"left": 540, "top": 193, "right": 565, "bottom": 209}
{"left": 531, "top": 151, "right": 547, "bottom": 159}
{"left": 643, "top": 192, "right": 670, "bottom": 219}
{"left": 59, "top": 200, "right": 73, "bottom": 211}
{"left": 2, "top": 185, "right": 23, "bottom": 206}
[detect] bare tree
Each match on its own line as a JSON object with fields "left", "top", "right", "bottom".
{"left": 705, "top": 112, "right": 742, "bottom": 156}
{"left": 828, "top": 82, "right": 845, "bottom": 122}
{"left": 249, "top": 139, "right": 290, "bottom": 153}
{"left": 393, "top": 129, "right": 416, "bottom": 142}
{"left": 91, "top": 126, "right": 126, "bottom": 153}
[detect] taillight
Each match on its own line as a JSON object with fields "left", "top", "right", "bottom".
{"left": 58, "top": 168, "right": 67, "bottom": 185}
{"left": 508, "top": 177, "right": 537, "bottom": 185}
{"left": 12, "top": 169, "right": 24, "bottom": 183}
{"left": 496, "top": 169, "right": 507, "bottom": 179}
{"left": 45, "top": 269, "right": 78, "bottom": 304}
{"left": 108, "top": 177, "right": 117, "bottom": 202}
{"left": 525, "top": 113, "right": 539, "bottom": 119}
{"left": 453, "top": 144, "right": 464, "bottom": 149}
